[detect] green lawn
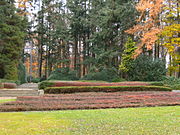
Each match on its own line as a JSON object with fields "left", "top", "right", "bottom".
{"left": 0, "top": 106, "right": 179, "bottom": 135}
{"left": 0, "top": 99, "right": 16, "bottom": 104}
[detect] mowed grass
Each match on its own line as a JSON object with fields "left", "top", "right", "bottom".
{"left": 0, "top": 106, "right": 179, "bottom": 135}
{"left": 0, "top": 99, "right": 16, "bottom": 104}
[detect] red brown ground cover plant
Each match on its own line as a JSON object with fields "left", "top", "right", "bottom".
{"left": 0, "top": 91, "right": 179, "bottom": 112}
{"left": 51, "top": 81, "right": 150, "bottom": 87}
{"left": 1, "top": 83, "right": 17, "bottom": 89}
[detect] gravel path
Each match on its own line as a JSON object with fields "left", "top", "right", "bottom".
{"left": 0, "top": 83, "right": 39, "bottom": 98}
{"left": 17, "top": 83, "right": 38, "bottom": 90}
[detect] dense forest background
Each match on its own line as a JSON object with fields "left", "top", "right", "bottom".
{"left": 0, "top": 0, "right": 179, "bottom": 83}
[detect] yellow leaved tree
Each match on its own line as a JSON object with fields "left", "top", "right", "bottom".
{"left": 160, "top": 0, "right": 180, "bottom": 76}
{"left": 17, "top": 0, "right": 32, "bottom": 16}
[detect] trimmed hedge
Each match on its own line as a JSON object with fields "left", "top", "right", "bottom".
{"left": 0, "top": 79, "right": 20, "bottom": 85}
{"left": 38, "top": 81, "right": 54, "bottom": 89}
{"left": 31, "top": 78, "right": 41, "bottom": 83}
{"left": 44, "top": 86, "right": 172, "bottom": 94}
{"left": 0, "top": 79, "right": 18, "bottom": 89}
{"left": 149, "top": 82, "right": 164, "bottom": 86}
{"left": 39, "top": 81, "right": 150, "bottom": 89}
{"left": 3, "top": 83, "right": 17, "bottom": 89}
{"left": 0, "top": 83, "right": 3, "bottom": 88}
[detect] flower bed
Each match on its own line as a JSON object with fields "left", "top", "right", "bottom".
{"left": 39, "top": 81, "right": 150, "bottom": 89}
{"left": 44, "top": 86, "right": 172, "bottom": 94}
{"left": 0, "top": 91, "right": 179, "bottom": 112}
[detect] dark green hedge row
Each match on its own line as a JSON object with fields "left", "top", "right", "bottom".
{"left": 44, "top": 86, "right": 172, "bottom": 94}
{"left": 149, "top": 82, "right": 164, "bottom": 86}
{"left": 39, "top": 81, "right": 54, "bottom": 89}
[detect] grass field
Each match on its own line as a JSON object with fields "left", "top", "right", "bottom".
{"left": 0, "top": 99, "right": 16, "bottom": 104}
{"left": 0, "top": 106, "right": 179, "bottom": 135}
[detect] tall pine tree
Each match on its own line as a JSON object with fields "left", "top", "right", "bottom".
{"left": 0, "top": 0, "right": 27, "bottom": 80}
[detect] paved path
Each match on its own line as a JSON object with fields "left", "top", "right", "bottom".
{"left": 0, "top": 83, "right": 40, "bottom": 97}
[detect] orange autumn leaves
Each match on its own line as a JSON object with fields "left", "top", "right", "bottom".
{"left": 17, "top": 0, "right": 32, "bottom": 16}
{"left": 126, "top": 0, "right": 164, "bottom": 57}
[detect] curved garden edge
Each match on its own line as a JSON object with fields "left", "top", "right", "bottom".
{"left": 44, "top": 86, "right": 172, "bottom": 94}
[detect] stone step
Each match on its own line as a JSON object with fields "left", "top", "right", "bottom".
{"left": 0, "top": 89, "right": 44, "bottom": 97}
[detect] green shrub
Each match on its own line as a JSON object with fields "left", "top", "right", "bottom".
{"left": 161, "top": 76, "right": 180, "bottom": 89}
{"left": 81, "top": 68, "right": 120, "bottom": 82}
{"left": 111, "top": 78, "right": 126, "bottom": 82}
{"left": 78, "top": 80, "right": 107, "bottom": 83}
{"left": 4, "top": 61, "right": 18, "bottom": 80}
{"left": 150, "top": 82, "right": 164, "bottom": 86}
{"left": 38, "top": 81, "right": 54, "bottom": 89}
{"left": 32, "top": 78, "right": 41, "bottom": 83}
{"left": 48, "top": 68, "right": 79, "bottom": 80}
{"left": 44, "top": 86, "right": 172, "bottom": 94}
{"left": 14, "top": 80, "right": 21, "bottom": 86}
{"left": 0, "top": 83, "right": 4, "bottom": 88}
{"left": 162, "top": 76, "right": 180, "bottom": 86}
{"left": 27, "top": 76, "right": 33, "bottom": 83}
{"left": 127, "top": 55, "right": 166, "bottom": 81}
{"left": 0, "top": 79, "right": 20, "bottom": 85}
{"left": 40, "top": 75, "right": 46, "bottom": 82}
{"left": 171, "top": 84, "right": 180, "bottom": 90}
{"left": 18, "top": 61, "right": 27, "bottom": 84}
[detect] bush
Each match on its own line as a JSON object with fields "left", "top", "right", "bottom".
{"left": 39, "top": 81, "right": 150, "bottom": 89}
{"left": 162, "top": 76, "right": 180, "bottom": 86}
{"left": 40, "top": 75, "right": 46, "bottom": 82}
{"left": 38, "top": 81, "right": 54, "bottom": 89}
{"left": 27, "top": 76, "right": 33, "bottom": 83}
{"left": 14, "top": 80, "right": 21, "bottom": 86}
{"left": 162, "top": 76, "right": 180, "bottom": 89}
{"left": 81, "top": 68, "right": 120, "bottom": 82}
{"left": 4, "top": 61, "right": 18, "bottom": 80}
{"left": 3, "top": 83, "right": 17, "bottom": 89}
{"left": 18, "top": 61, "right": 27, "bottom": 84}
{"left": 127, "top": 55, "right": 166, "bottom": 81}
{"left": 0, "top": 79, "right": 20, "bottom": 86}
{"left": 0, "top": 83, "right": 4, "bottom": 88}
{"left": 171, "top": 84, "right": 180, "bottom": 90}
{"left": 48, "top": 68, "right": 79, "bottom": 80}
{"left": 32, "top": 78, "right": 41, "bottom": 83}
{"left": 150, "top": 82, "right": 164, "bottom": 86}
{"left": 111, "top": 78, "right": 126, "bottom": 82}
{"left": 44, "top": 86, "right": 172, "bottom": 94}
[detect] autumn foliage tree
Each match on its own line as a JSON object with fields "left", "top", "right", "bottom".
{"left": 160, "top": 0, "right": 180, "bottom": 76}
{"left": 126, "top": 0, "right": 164, "bottom": 57}
{"left": 17, "top": 0, "right": 32, "bottom": 16}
